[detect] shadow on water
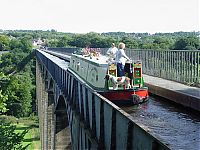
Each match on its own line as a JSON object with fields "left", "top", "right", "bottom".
{"left": 120, "top": 100, "right": 150, "bottom": 114}
{"left": 120, "top": 94, "right": 200, "bottom": 150}
{"left": 150, "top": 94, "right": 200, "bottom": 121}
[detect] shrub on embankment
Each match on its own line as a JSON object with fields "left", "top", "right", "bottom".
{"left": 0, "top": 115, "right": 40, "bottom": 150}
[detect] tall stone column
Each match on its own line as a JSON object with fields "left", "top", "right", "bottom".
{"left": 36, "top": 60, "right": 49, "bottom": 150}
{"left": 54, "top": 96, "right": 71, "bottom": 150}
{"left": 36, "top": 60, "right": 44, "bottom": 149}
{"left": 47, "top": 92, "right": 55, "bottom": 150}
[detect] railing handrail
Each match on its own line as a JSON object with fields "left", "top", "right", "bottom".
{"left": 46, "top": 47, "right": 200, "bottom": 87}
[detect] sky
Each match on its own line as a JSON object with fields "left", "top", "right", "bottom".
{"left": 0, "top": 0, "right": 199, "bottom": 34}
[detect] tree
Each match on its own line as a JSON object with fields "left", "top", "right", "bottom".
{"left": 0, "top": 72, "right": 9, "bottom": 114}
{"left": 0, "top": 90, "right": 8, "bottom": 113}
{"left": 9, "top": 39, "right": 22, "bottom": 50}
{"left": 19, "top": 37, "right": 32, "bottom": 53}
{"left": 153, "top": 36, "right": 173, "bottom": 50}
{"left": 69, "top": 34, "right": 90, "bottom": 47}
{"left": 57, "top": 36, "right": 71, "bottom": 47}
{"left": 121, "top": 36, "right": 139, "bottom": 49}
{"left": 0, "top": 51, "right": 31, "bottom": 74}
{"left": 47, "top": 39, "right": 58, "bottom": 47}
{"left": 0, "top": 118, "right": 29, "bottom": 150}
{"left": 6, "top": 73, "right": 33, "bottom": 117}
{"left": 0, "top": 37, "right": 35, "bottom": 117}
{"left": 0, "top": 35, "right": 10, "bottom": 51}
{"left": 173, "top": 36, "right": 200, "bottom": 50}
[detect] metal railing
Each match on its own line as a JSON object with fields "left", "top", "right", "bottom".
{"left": 96, "top": 49, "right": 200, "bottom": 87}
{"left": 47, "top": 48, "right": 200, "bottom": 87}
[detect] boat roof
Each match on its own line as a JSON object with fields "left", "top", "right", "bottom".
{"left": 71, "top": 53, "right": 109, "bottom": 67}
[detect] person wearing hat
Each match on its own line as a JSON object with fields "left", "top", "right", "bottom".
{"left": 106, "top": 43, "right": 118, "bottom": 59}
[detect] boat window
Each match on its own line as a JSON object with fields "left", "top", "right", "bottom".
{"left": 77, "top": 62, "right": 80, "bottom": 71}
{"left": 96, "top": 75, "right": 98, "bottom": 81}
{"left": 73, "top": 60, "right": 75, "bottom": 68}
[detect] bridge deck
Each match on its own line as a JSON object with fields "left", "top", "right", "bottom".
{"left": 144, "top": 74, "right": 200, "bottom": 112}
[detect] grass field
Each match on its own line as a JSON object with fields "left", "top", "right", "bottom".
{"left": 15, "top": 123, "right": 40, "bottom": 149}
{"left": 0, "top": 115, "right": 40, "bottom": 150}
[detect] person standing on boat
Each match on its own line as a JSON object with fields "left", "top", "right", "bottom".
{"left": 115, "top": 42, "right": 130, "bottom": 77}
{"left": 106, "top": 43, "right": 118, "bottom": 60}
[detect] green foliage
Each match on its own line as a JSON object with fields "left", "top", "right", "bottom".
{"left": 19, "top": 37, "right": 33, "bottom": 53}
{"left": 9, "top": 39, "right": 23, "bottom": 50}
{"left": 0, "top": 72, "right": 9, "bottom": 114}
{"left": 0, "top": 115, "right": 40, "bottom": 149}
{"left": 6, "top": 73, "right": 33, "bottom": 117}
{"left": 173, "top": 36, "right": 200, "bottom": 50}
{"left": 0, "top": 53, "right": 15, "bottom": 73}
{"left": 47, "top": 39, "right": 58, "bottom": 47}
{"left": 152, "top": 37, "right": 173, "bottom": 50}
{"left": 57, "top": 36, "right": 72, "bottom": 47}
{"left": 68, "top": 32, "right": 116, "bottom": 48}
{"left": 0, "top": 90, "right": 8, "bottom": 113}
{"left": 0, "top": 35, "right": 10, "bottom": 51}
{"left": 0, "top": 51, "right": 33, "bottom": 74}
{"left": 0, "top": 35, "right": 35, "bottom": 117}
{"left": 121, "top": 36, "right": 139, "bottom": 49}
{"left": 0, "top": 118, "right": 29, "bottom": 150}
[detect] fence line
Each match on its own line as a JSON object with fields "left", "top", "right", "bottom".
{"left": 47, "top": 48, "right": 200, "bottom": 87}
{"left": 130, "top": 50, "right": 199, "bottom": 86}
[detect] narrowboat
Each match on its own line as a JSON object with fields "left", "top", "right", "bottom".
{"left": 69, "top": 48, "right": 148, "bottom": 105}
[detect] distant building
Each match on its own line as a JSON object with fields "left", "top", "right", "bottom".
{"left": 32, "top": 38, "right": 46, "bottom": 48}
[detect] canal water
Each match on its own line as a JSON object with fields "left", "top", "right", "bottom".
{"left": 121, "top": 96, "right": 200, "bottom": 150}
{"left": 52, "top": 51, "right": 199, "bottom": 149}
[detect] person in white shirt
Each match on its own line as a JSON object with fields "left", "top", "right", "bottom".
{"left": 106, "top": 43, "right": 118, "bottom": 59}
{"left": 115, "top": 42, "right": 130, "bottom": 77}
